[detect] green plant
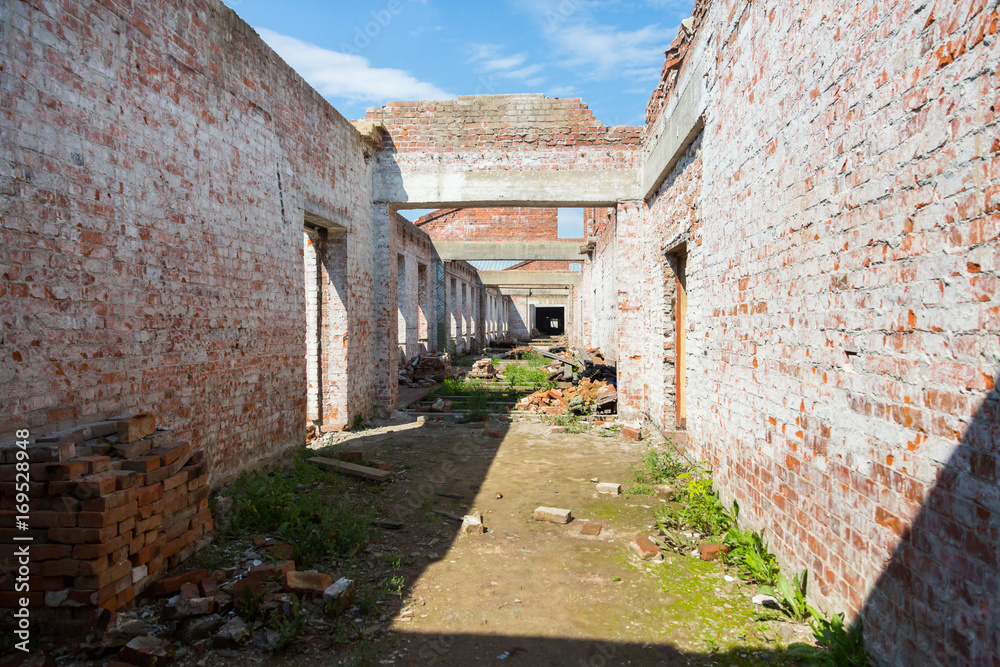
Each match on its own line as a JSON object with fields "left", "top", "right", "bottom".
{"left": 654, "top": 469, "right": 731, "bottom": 535}
{"left": 228, "top": 452, "right": 373, "bottom": 567}
{"left": 352, "top": 414, "right": 366, "bottom": 430}
{"left": 624, "top": 443, "right": 688, "bottom": 494}
{"left": 237, "top": 581, "right": 266, "bottom": 621}
{"left": 357, "top": 585, "right": 379, "bottom": 616}
{"left": 761, "top": 570, "right": 819, "bottom": 622}
{"left": 722, "top": 501, "right": 780, "bottom": 585}
{"left": 789, "top": 614, "right": 870, "bottom": 666}
{"left": 267, "top": 594, "right": 306, "bottom": 650}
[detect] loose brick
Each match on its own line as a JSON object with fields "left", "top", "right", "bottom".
{"left": 117, "top": 415, "right": 156, "bottom": 444}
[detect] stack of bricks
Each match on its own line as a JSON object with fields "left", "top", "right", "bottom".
{"left": 0, "top": 413, "right": 212, "bottom": 621}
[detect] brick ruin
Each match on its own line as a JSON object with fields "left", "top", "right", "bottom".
{"left": 1, "top": 0, "right": 998, "bottom": 662}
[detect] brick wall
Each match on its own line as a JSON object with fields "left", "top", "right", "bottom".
{"left": 394, "top": 212, "right": 436, "bottom": 362}
{"left": 415, "top": 207, "right": 559, "bottom": 241}
{"left": 365, "top": 95, "right": 643, "bottom": 185}
{"left": 0, "top": 0, "right": 380, "bottom": 481}
{"left": 602, "top": 1, "right": 1000, "bottom": 663}
{"left": 506, "top": 260, "right": 577, "bottom": 271}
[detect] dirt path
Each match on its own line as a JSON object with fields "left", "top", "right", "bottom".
{"left": 298, "top": 418, "right": 807, "bottom": 666}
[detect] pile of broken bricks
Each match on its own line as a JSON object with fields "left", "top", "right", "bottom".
{"left": 399, "top": 352, "right": 453, "bottom": 387}
{"left": 515, "top": 378, "right": 617, "bottom": 416}
{"left": 466, "top": 358, "right": 497, "bottom": 379}
{"left": 0, "top": 412, "right": 211, "bottom": 625}
{"left": 67, "top": 537, "right": 358, "bottom": 664}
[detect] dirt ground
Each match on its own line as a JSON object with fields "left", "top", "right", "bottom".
{"left": 273, "top": 415, "right": 811, "bottom": 666}
{"left": 28, "top": 414, "right": 812, "bottom": 667}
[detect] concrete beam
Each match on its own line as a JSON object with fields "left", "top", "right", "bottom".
{"left": 374, "top": 167, "right": 640, "bottom": 207}
{"left": 498, "top": 286, "right": 572, "bottom": 296}
{"left": 641, "top": 39, "right": 710, "bottom": 200}
{"left": 478, "top": 270, "right": 579, "bottom": 287}
{"left": 432, "top": 240, "right": 585, "bottom": 261}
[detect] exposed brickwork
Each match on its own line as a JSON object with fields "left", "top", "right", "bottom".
{"left": 0, "top": 0, "right": 380, "bottom": 479}
{"left": 506, "top": 260, "right": 577, "bottom": 271}
{"left": 591, "top": 1, "right": 1000, "bottom": 664}
{"left": 0, "top": 419, "right": 211, "bottom": 621}
{"left": 366, "top": 96, "right": 641, "bottom": 154}
{"left": 415, "top": 208, "right": 559, "bottom": 241}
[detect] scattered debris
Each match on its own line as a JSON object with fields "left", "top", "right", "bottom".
{"left": 515, "top": 378, "right": 617, "bottom": 416}
{"left": 431, "top": 509, "right": 464, "bottom": 522}
{"left": 323, "top": 577, "right": 356, "bottom": 615}
{"left": 371, "top": 518, "right": 405, "bottom": 529}
{"left": 533, "top": 506, "right": 572, "bottom": 524}
{"left": 631, "top": 536, "right": 664, "bottom": 561}
{"left": 467, "top": 358, "right": 497, "bottom": 378}
{"left": 308, "top": 456, "right": 393, "bottom": 482}
{"left": 752, "top": 594, "right": 781, "bottom": 609}
{"left": 580, "top": 522, "right": 602, "bottom": 536}
{"left": 596, "top": 482, "right": 621, "bottom": 495}
{"left": 461, "top": 511, "right": 486, "bottom": 534}
{"left": 400, "top": 352, "right": 453, "bottom": 387}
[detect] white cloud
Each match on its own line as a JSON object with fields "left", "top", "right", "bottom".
{"left": 256, "top": 27, "right": 452, "bottom": 103}
{"left": 548, "top": 22, "right": 669, "bottom": 79}
{"left": 466, "top": 43, "right": 546, "bottom": 85}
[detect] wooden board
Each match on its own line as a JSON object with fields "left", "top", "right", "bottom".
{"left": 537, "top": 350, "right": 584, "bottom": 368}
{"left": 308, "top": 457, "right": 392, "bottom": 482}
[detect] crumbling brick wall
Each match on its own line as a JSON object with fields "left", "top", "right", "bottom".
{"left": 365, "top": 96, "right": 642, "bottom": 177}
{"left": 611, "top": 1, "right": 1000, "bottom": 663}
{"left": 0, "top": 0, "right": 381, "bottom": 480}
{"left": 415, "top": 208, "right": 560, "bottom": 241}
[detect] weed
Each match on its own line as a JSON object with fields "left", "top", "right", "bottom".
{"left": 351, "top": 414, "right": 366, "bottom": 430}
{"left": 624, "top": 443, "right": 687, "bottom": 494}
{"left": 502, "top": 352, "right": 555, "bottom": 388}
{"left": 760, "top": 570, "right": 819, "bottom": 623}
{"left": 228, "top": 452, "right": 373, "bottom": 567}
{"left": 545, "top": 414, "right": 590, "bottom": 433}
{"left": 351, "top": 640, "right": 378, "bottom": 666}
{"left": 654, "top": 468, "right": 731, "bottom": 536}
{"left": 790, "top": 614, "right": 869, "bottom": 666}
{"left": 722, "top": 501, "right": 780, "bottom": 585}
{"left": 387, "top": 574, "right": 405, "bottom": 597}
{"left": 236, "top": 581, "right": 266, "bottom": 621}
{"left": 611, "top": 575, "right": 622, "bottom": 582}
{"left": 357, "top": 585, "right": 379, "bottom": 616}
{"left": 266, "top": 594, "right": 306, "bottom": 650}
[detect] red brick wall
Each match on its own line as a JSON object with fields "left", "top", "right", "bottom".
{"left": 506, "top": 260, "right": 576, "bottom": 271}
{"left": 0, "top": 0, "right": 380, "bottom": 482}
{"left": 366, "top": 96, "right": 641, "bottom": 154}
{"left": 415, "top": 208, "right": 559, "bottom": 242}
{"left": 616, "top": 1, "right": 1000, "bottom": 663}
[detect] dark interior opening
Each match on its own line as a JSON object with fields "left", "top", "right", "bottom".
{"left": 535, "top": 306, "right": 565, "bottom": 336}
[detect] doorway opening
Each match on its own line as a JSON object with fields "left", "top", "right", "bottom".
{"left": 666, "top": 244, "right": 687, "bottom": 429}
{"left": 535, "top": 306, "right": 565, "bottom": 336}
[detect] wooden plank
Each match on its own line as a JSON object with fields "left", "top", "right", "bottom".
{"left": 575, "top": 347, "right": 592, "bottom": 364}
{"left": 537, "top": 350, "right": 584, "bottom": 368}
{"left": 308, "top": 457, "right": 392, "bottom": 482}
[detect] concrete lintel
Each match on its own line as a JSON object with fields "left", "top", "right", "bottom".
{"left": 375, "top": 168, "right": 640, "bottom": 207}
{"left": 432, "top": 240, "right": 585, "bottom": 261}
{"left": 642, "top": 43, "right": 709, "bottom": 200}
{"left": 478, "top": 270, "right": 579, "bottom": 286}
{"left": 301, "top": 196, "right": 349, "bottom": 232}
{"left": 498, "top": 286, "right": 572, "bottom": 296}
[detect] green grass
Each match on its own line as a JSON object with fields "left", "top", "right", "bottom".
{"left": 654, "top": 469, "right": 732, "bottom": 536}
{"left": 501, "top": 352, "right": 556, "bottom": 388}
{"left": 228, "top": 451, "right": 374, "bottom": 567}
{"left": 624, "top": 442, "right": 688, "bottom": 495}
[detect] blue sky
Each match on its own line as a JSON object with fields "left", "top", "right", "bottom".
{"left": 224, "top": 0, "right": 694, "bottom": 127}
{"left": 223, "top": 0, "right": 694, "bottom": 230}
